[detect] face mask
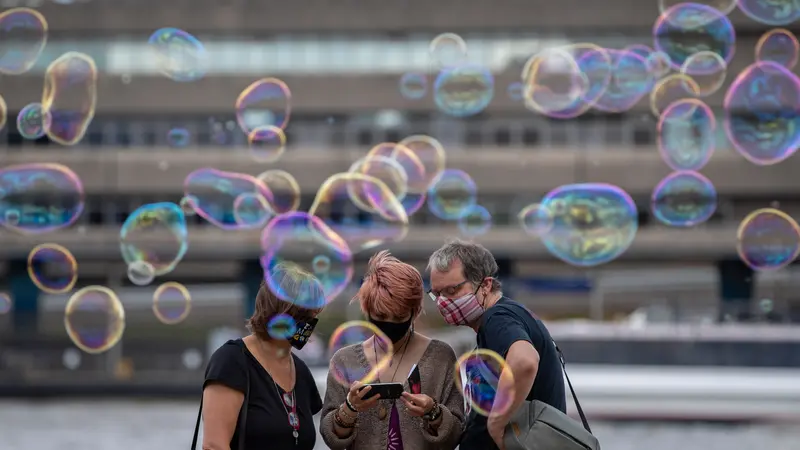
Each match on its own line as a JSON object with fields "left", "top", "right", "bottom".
{"left": 289, "top": 317, "right": 318, "bottom": 350}
{"left": 369, "top": 316, "right": 413, "bottom": 344}
{"left": 436, "top": 286, "right": 485, "bottom": 326}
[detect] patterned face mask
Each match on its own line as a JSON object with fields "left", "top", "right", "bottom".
{"left": 435, "top": 284, "right": 485, "bottom": 326}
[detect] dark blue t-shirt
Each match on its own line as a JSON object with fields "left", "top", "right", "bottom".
{"left": 460, "top": 297, "right": 566, "bottom": 450}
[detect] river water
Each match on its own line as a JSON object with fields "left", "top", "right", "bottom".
{"left": 3, "top": 400, "right": 798, "bottom": 450}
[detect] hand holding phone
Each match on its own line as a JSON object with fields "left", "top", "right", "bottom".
{"left": 360, "top": 382, "right": 404, "bottom": 400}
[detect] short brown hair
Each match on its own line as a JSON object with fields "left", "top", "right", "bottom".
{"left": 353, "top": 250, "right": 423, "bottom": 320}
{"left": 247, "top": 263, "right": 325, "bottom": 340}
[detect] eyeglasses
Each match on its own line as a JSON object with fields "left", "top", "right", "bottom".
{"left": 427, "top": 279, "right": 470, "bottom": 301}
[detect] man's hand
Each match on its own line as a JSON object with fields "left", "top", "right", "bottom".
{"left": 487, "top": 416, "right": 506, "bottom": 450}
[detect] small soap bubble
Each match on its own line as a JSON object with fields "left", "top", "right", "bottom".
{"left": 247, "top": 125, "right": 287, "bottom": 163}
{"left": 267, "top": 313, "right": 297, "bottom": 340}
{"left": 455, "top": 349, "right": 516, "bottom": 417}
{"left": 458, "top": 204, "right": 492, "bottom": 236}
{"left": 27, "top": 243, "right": 77, "bottom": 294}
{"left": 148, "top": 28, "right": 207, "bottom": 82}
{"left": 119, "top": 202, "right": 188, "bottom": 277}
{"left": 153, "top": 281, "right": 192, "bottom": 325}
{"left": 64, "top": 286, "right": 126, "bottom": 354}
{"left": 328, "top": 320, "right": 394, "bottom": 387}
{"left": 0, "top": 7, "right": 48, "bottom": 75}
{"left": 519, "top": 203, "right": 554, "bottom": 237}
{"left": 429, "top": 33, "right": 468, "bottom": 70}
{"left": 41, "top": 52, "right": 98, "bottom": 146}
{"left": 0, "top": 293, "right": 12, "bottom": 314}
{"left": 433, "top": 64, "right": 495, "bottom": 117}
{"left": 737, "top": 208, "right": 800, "bottom": 271}
{"left": 651, "top": 171, "right": 718, "bottom": 227}
{"left": 167, "top": 128, "right": 190, "bottom": 147}
{"left": 17, "top": 102, "right": 51, "bottom": 140}
{"left": 236, "top": 78, "right": 291, "bottom": 135}
{"left": 184, "top": 169, "right": 274, "bottom": 230}
{"left": 256, "top": 170, "right": 301, "bottom": 214}
{"left": 427, "top": 169, "right": 478, "bottom": 221}
{"left": 399, "top": 72, "right": 427, "bottom": 100}
{"left": 127, "top": 260, "right": 156, "bottom": 286}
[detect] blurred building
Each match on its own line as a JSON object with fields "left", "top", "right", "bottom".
{"left": 0, "top": 0, "right": 797, "bottom": 343}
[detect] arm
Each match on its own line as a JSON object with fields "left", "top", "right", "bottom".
{"left": 202, "top": 384, "right": 245, "bottom": 450}
{"left": 487, "top": 340, "right": 539, "bottom": 438}
{"left": 421, "top": 344, "right": 465, "bottom": 449}
{"left": 318, "top": 353, "right": 359, "bottom": 449}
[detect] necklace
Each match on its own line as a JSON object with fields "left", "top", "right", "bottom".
{"left": 260, "top": 340, "right": 300, "bottom": 445}
{"left": 373, "top": 332, "right": 413, "bottom": 421}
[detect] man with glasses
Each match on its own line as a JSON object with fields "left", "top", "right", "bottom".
{"left": 427, "top": 239, "right": 566, "bottom": 450}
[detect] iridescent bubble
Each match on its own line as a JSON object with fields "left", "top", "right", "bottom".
{"left": 653, "top": 3, "right": 736, "bottom": 70}
{"left": 147, "top": 28, "right": 207, "bottom": 82}
{"left": 153, "top": 281, "right": 191, "bottom": 325}
{"left": 723, "top": 61, "right": 800, "bottom": 165}
{"left": 651, "top": 171, "right": 717, "bottom": 227}
{"left": 365, "top": 143, "right": 427, "bottom": 217}
{"left": 256, "top": 170, "right": 301, "bottom": 214}
{"left": 348, "top": 154, "right": 409, "bottom": 213}
{"left": 0, "top": 293, "right": 11, "bottom": 314}
{"left": 738, "top": 0, "right": 800, "bottom": 26}
{"left": 0, "top": 163, "right": 84, "bottom": 234}
{"left": 64, "top": 286, "right": 126, "bottom": 354}
{"left": 167, "top": 128, "right": 190, "bottom": 147}
{"left": 455, "top": 349, "right": 516, "bottom": 417}
{"left": 658, "top": 99, "right": 717, "bottom": 171}
{"left": 0, "top": 8, "right": 48, "bottom": 75}
{"left": 247, "top": 125, "right": 287, "bottom": 163}
{"left": 397, "top": 135, "right": 447, "bottom": 191}
{"left": 127, "top": 260, "right": 155, "bottom": 286}
{"left": 0, "top": 95, "right": 7, "bottom": 132}
{"left": 650, "top": 73, "right": 701, "bottom": 116}
{"left": 183, "top": 168, "right": 274, "bottom": 230}
{"left": 659, "top": 0, "right": 739, "bottom": 15}
{"left": 523, "top": 47, "right": 590, "bottom": 117}
{"left": 309, "top": 173, "right": 409, "bottom": 253}
{"left": 328, "top": 320, "right": 394, "bottom": 387}
{"left": 399, "top": 72, "right": 427, "bottom": 100}
{"left": 458, "top": 204, "right": 492, "bottom": 236}
{"left": 680, "top": 50, "right": 728, "bottom": 97}
{"left": 261, "top": 212, "right": 353, "bottom": 309}
{"left": 433, "top": 64, "right": 494, "bottom": 117}
{"left": 312, "top": 255, "right": 331, "bottom": 275}
{"left": 737, "top": 208, "right": 800, "bottom": 270}
{"left": 235, "top": 77, "right": 291, "bottom": 135}
{"left": 41, "top": 52, "right": 98, "bottom": 146}
{"left": 16, "top": 102, "right": 51, "bottom": 140}
{"left": 646, "top": 51, "right": 673, "bottom": 79}
{"left": 518, "top": 203, "right": 555, "bottom": 237}
{"left": 232, "top": 192, "right": 273, "bottom": 228}
{"left": 427, "top": 169, "right": 478, "bottom": 221}
{"left": 429, "top": 32, "right": 468, "bottom": 70}
{"left": 541, "top": 183, "right": 638, "bottom": 267}
{"left": 593, "top": 49, "right": 654, "bottom": 113}
{"left": 27, "top": 243, "right": 77, "bottom": 294}
{"left": 179, "top": 195, "right": 197, "bottom": 216}
{"left": 267, "top": 313, "right": 297, "bottom": 340}
{"left": 507, "top": 82, "right": 523, "bottom": 101}
{"left": 756, "top": 28, "right": 799, "bottom": 70}
{"left": 119, "top": 202, "right": 188, "bottom": 276}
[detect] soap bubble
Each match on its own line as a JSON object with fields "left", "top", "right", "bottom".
{"left": 64, "top": 286, "right": 126, "bottom": 354}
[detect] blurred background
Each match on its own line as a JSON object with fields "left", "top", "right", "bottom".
{"left": 1, "top": 0, "right": 800, "bottom": 449}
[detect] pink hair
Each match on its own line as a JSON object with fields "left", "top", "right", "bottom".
{"left": 354, "top": 250, "right": 423, "bottom": 320}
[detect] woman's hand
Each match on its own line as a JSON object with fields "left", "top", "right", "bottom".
{"left": 400, "top": 392, "right": 435, "bottom": 417}
{"left": 346, "top": 381, "right": 381, "bottom": 412}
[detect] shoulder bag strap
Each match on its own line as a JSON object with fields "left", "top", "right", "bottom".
{"left": 553, "top": 340, "right": 592, "bottom": 433}
{"left": 191, "top": 344, "right": 252, "bottom": 449}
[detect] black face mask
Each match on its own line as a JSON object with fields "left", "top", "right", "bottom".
{"left": 369, "top": 316, "right": 413, "bottom": 344}
{"left": 289, "top": 318, "right": 318, "bottom": 350}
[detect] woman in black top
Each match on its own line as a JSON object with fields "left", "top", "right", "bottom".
{"left": 202, "top": 267, "right": 325, "bottom": 450}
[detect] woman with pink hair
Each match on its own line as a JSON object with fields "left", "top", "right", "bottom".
{"left": 320, "top": 250, "right": 464, "bottom": 450}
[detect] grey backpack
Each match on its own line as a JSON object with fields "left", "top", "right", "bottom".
{"left": 503, "top": 341, "right": 600, "bottom": 450}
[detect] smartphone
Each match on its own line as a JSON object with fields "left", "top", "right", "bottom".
{"left": 361, "top": 382, "right": 404, "bottom": 400}
{"left": 407, "top": 364, "right": 421, "bottom": 394}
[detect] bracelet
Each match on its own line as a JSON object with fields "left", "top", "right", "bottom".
{"left": 423, "top": 401, "right": 442, "bottom": 422}
{"left": 339, "top": 404, "right": 357, "bottom": 420}
{"left": 334, "top": 410, "right": 357, "bottom": 429}
{"left": 345, "top": 396, "right": 359, "bottom": 413}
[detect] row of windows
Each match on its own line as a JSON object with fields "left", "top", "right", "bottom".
{"left": 0, "top": 113, "right": 737, "bottom": 150}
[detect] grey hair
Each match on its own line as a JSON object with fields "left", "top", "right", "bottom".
{"left": 427, "top": 239, "right": 502, "bottom": 292}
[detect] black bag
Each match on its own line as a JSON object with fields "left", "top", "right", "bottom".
{"left": 191, "top": 342, "right": 251, "bottom": 450}
{"left": 503, "top": 341, "right": 600, "bottom": 450}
